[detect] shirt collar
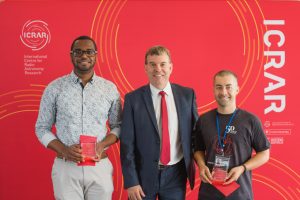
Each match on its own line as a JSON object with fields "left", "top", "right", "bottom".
{"left": 149, "top": 82, "right": 172, "bottom": 96}
{"left": 70, "top": 71, "right": 96, "bottom": 84}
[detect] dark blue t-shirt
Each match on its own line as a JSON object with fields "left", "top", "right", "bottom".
{"left": 194, "top": 109, "right": 270, "bottom": 200}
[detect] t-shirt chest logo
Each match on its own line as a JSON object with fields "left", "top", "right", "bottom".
{"left": 225, "top": 125, "right": 237, "bottom": 135}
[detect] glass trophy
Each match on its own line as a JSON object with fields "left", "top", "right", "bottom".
{"left": 212, "top": 155, "right": 230, "bottom": 184}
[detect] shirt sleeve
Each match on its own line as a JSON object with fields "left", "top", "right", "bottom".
{"left": 251, "top": 115, "right": 271, "bottom": 152}
{"left": 193, "top": 117, "right": 206, "bottom": 152}
{"left": 108, "top": 86, "right": 122, "bottom": 138}
{"left": 35, "top": 84, "right": 58, "bottom": 147}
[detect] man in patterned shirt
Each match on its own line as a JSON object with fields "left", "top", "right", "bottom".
{"left": 35, "top": 35, "right": 122, "bottom": 200}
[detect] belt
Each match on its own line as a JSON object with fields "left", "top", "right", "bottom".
{"left": 158, "top": 159, "right": 184, "bottom": 170}
{"left": 158, "top": 164, "right": 172, "bottom": 170}
{"left": 56, "top": 151, "right": 108, "bottom": 161}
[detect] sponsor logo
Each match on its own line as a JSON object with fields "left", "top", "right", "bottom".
{"left": 20, "top": 20, "right": 51, "bottom": 51}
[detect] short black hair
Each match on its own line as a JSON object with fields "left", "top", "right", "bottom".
{"left": 71, "top": 35, "right": 97, "bottom": 51}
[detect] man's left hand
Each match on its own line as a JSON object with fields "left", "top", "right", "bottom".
{"left": 223, "top": 165, "right": 245, "bottom": 185}
{"left": 92, "top": 142, "right": 105, "bottom": 162}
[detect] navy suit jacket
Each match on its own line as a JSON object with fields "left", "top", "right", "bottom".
{"left": 120, "top": 84, "right": 198, "bottom": 194}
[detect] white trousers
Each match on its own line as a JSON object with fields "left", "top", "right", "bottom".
{"left": 51, "top": 157, "right": 114, "bottom": 200}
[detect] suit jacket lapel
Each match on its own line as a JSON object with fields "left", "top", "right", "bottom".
{"left": 142, "top": 85, "right": 159, "bottom": 134}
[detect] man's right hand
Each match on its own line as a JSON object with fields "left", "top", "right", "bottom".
{"left": 48, "top": 139, "right": 83, "bottom": 163}
{"left": 61, "top": 144, "right": 83, "bottom": 163}
{"left": 199, "top": 164, "right": 213, "bottom": 184}
{"left": 194, "top": 151, "right": 213, "bottom": 184}
{"left": 127, "top": 185, "right": 145, "bottom": 200}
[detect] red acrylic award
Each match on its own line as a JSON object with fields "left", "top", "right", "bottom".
{"left": 78, "top": 135, "right": 97, "bottom": 166}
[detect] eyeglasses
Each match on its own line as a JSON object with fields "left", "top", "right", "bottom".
{"left": 71, "top": 49, "right": 97, "bottom": 57}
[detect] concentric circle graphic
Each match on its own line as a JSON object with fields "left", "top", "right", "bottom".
{"left": 90, "top": 0, "right": 266, "bottom": 113}
{"left": 20, "top": 19, "right": 51, "bottom": 51}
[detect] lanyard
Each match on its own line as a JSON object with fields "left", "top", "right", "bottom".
{"left": 216, "top": 109, "right": 237, "bottom": 150}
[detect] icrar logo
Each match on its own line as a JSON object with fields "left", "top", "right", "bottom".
{"left": 20, "top": 20, "right": 51, "bottom": 51}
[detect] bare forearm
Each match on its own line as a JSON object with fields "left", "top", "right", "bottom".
{"left": 243, "top": 149, "right": 270, "bottom": 171}
{"left": 47, "top": 139, "right": 66, "bottom": 155}
{"left": 194, "top": 151, "right": 206, "bottom": 168}
{"left": 194, "top": 150, "right": 213, "bottom": 183}
{"left": 98, "top": 134, "right": 118, "bottom": 148}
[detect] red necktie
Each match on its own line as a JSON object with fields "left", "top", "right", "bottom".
{"left": 159, "top": 91, "right": 170, "bottom": 165}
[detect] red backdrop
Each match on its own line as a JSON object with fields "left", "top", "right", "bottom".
{"left": 0, "top": 1, "right": 299, "bottom": 199}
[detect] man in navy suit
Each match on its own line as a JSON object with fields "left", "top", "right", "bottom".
{"left": 120, "top": 46, "right": 198, "bottom": 200}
